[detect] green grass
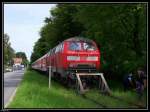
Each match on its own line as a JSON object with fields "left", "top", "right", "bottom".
{"left": 85, "top": 89, "right": 147, "bottom": 108}
{"left": 107, "top": 78, "right": 147, "bottom": 106}
{"left": 7, "top": 69, "right": 147, "bottom": 108}
{"left": 7, "top": 70, "right": 98, "bottom": 108}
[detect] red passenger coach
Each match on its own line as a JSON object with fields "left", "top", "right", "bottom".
{"left": 31, "top": 37, "right": 100, "bottom": 81}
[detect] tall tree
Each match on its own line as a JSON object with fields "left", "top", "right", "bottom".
{"left": 15, "top": 52, "right": 28, "bottom": 66}
{"left": 74, "top": 4, "right": 147, "bottom": 76}
{"left": 31, "top": 4, "right": 147, "bottom": 78}
{"left": 31, "top": 4, "right": 85, "bottom": 63}
{"left": 4, "top": 33, "right": 15, "bottom": 66}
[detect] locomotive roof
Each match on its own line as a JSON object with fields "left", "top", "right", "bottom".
{"left": 65, "top": 37, "right": 94, "bottom": 43}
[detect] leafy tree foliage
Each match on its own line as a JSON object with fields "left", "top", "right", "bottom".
{"left": 74, "top": 4, "right": 147, "bottom": 77}
{"left": 4, "top": 33, "right": 15, "bottom": 66}
{"left": 31, "top": 4, "right": 84, "bottom": 63}
{"left": 15, "top": 52, "right": 28, "bottom": 66}
{"left": 31, "top": 4, "right": 147, "bottom": 78}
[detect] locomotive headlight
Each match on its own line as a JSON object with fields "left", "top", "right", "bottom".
{"left": 86, "top": 56, "right": 98, "bottom": 61}
{"left": 67, "top": 56, "right": 80, "bottom": 61}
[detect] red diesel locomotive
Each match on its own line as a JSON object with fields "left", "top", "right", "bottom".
{"left": 31, "top": 37, "right": 100, "bottom": 84}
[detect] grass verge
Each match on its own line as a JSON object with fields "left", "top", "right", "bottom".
{"left": 7, "top": 70, "right": 98, "bottom": 108}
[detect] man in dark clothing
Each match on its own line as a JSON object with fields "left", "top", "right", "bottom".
{"left": 134, "top": 69, "right": 147, "bottom": 100}
{"left": 135, "top": 80, "right": 144, "bottom": 100}
{"left": 123, "top": 73, "right": 135, "bottom": 92}
{"left": 137, "top": 69, "right": 147, "bottom": 88}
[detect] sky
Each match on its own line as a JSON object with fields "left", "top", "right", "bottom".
{"left": 4, "top": 4, "right": 56, "bottom": 61}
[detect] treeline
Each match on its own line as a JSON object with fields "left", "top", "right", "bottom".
{"left": 31, "top": 4, "right": 147, "bottom": 78}
{"left": 4, "top": 33, "right": 28, "bottom": 67}
{"left": 4, "top": 34, "right": 15, "bottom": 66}
{"left": 15, "top": 52, "right": 29, "bottom": 66}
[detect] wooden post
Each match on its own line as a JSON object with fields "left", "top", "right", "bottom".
{"left": 49, "top": 66, "right": 51, "bottom": 89}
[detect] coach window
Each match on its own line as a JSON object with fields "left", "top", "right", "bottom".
{"left": 52, "top": 48, "right": 55, "bottom": 54}
{"left": 59, "top": 44, "right": 63, "bottom": 52}
{"left": 58, "top": 44, "right": 62, "bottom": 52}
{"left": 55, "top": 45, "right": 59, "bottom": 53}
{"left": 54, "top": 48, "right": 56, "bottom": 53}
{"left": 51, "top": 48, "right": 54, "bottom": 54}
{"left": 59, "top": 44, "right": 62, "bottom": 52}
{"left": 62, "top": 43, "right": 64, "bottom": 51}
{"left": 61, "top": 44, "right": 64, "bottom": 51}
{"left": 58, "top": 44, "right": 61, "bottom": 52}
{"left": 57, "top": 45, "right": 60, "bottom": 52}
{"left": 52, "top": 48, "right": 54, "bottom": 54}
{"left": 50, "top": 50, "right": 52, "bottom": 56}
{"left": 55, "top": 47, "right": 57, "bottom": 53}
{"left": 48, "top": 51, "right": 51, "bottom": 56}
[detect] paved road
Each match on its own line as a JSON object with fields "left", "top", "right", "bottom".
{"left": 4, "top": 70, "right": 25, "bottom": 107}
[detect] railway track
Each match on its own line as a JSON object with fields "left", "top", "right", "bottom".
{"left": 78, "top": 92, "right": 146, "bottom": 108}
{"left": 108, "top": 94, "right": 146, "bottom": 108}
{"left": 80, "top": 94, "right": 107, "bottom": 108}
{"left": 73, "top": 75, "right": 146, "bottom": 108}
{"left": 84, "top": 91, "right": 146, "bottom": 108}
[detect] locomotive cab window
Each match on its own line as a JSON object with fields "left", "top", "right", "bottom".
{"left": 52, "top": 47, "right": 56, "bottom": 54}
{"left": 59, "top": 43, "right": 63, "bottom": 52}
{"left": 83, "top": 42, "right": 97, "bottom": 51}
{"left": 69, "top": 42, "right": 82, "bottom": 51}
{"left": 55, "top": 45, "right": 59, "bottom": 53}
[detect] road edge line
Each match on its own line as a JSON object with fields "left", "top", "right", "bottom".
{"left": 4, "top": 87, "right": 18, "bottom": 108}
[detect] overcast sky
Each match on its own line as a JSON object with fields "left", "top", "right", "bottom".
{"left": 4, "top": 4, "right": 56, "bottom": 61}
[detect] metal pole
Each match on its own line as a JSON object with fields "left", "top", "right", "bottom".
{"left": 49, "top": 66, "right": 51, "bottom": 89}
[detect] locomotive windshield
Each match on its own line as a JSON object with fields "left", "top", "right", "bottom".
{"left": 83, "top": 42, "right": 96, "bottom": 51}
{"left": 69, "top": 42, "right": 82, "bottom": 50}
{"left": 69, "top": 41, "right": 97, "bottom": 51}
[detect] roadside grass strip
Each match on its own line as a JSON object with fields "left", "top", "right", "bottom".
{"left": 8, "top": 70, "right": 147, "bottom": 108}
{"left": 7, "top": 70, "right": 98, "bottom": 108}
